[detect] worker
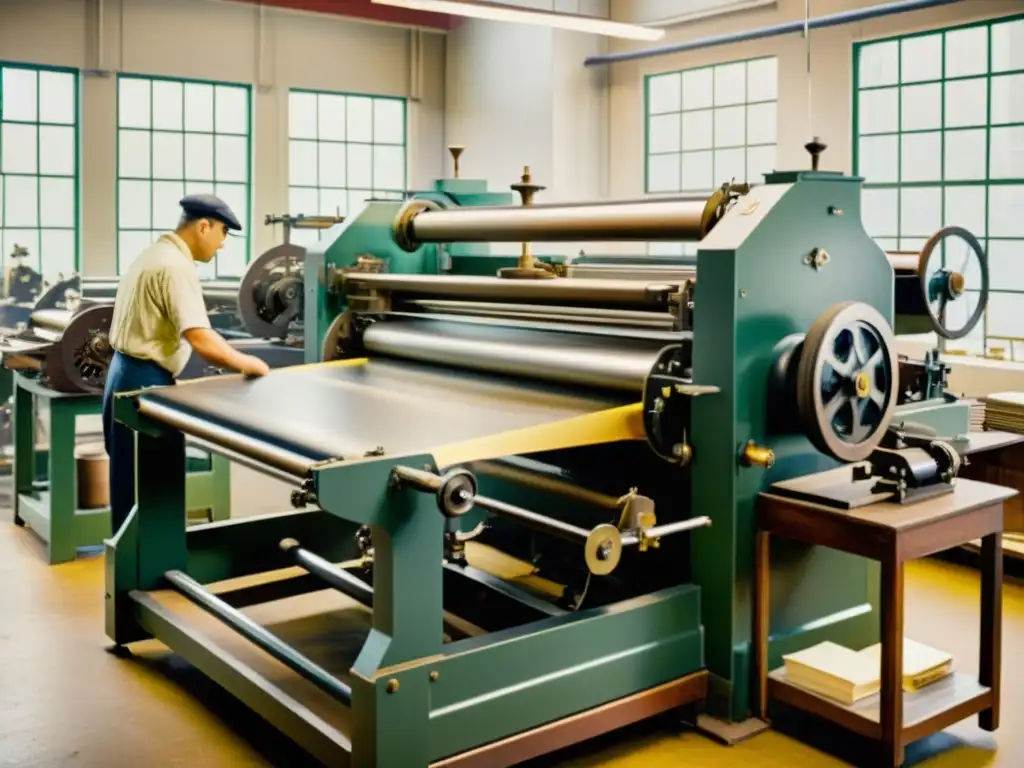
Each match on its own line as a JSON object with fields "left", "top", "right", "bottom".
{"left": 101, "top": 194, "right": 271, "bottom": 535}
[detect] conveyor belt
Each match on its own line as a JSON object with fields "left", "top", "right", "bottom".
{"left": 135, "top": 357, "right": 642, "bottom": 475}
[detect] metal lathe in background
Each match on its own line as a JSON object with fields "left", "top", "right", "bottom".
{"left": 105, "top": 141, "right": 1001, "bottom": 766}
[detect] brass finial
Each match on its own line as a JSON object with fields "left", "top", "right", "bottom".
{"left": 499, "top": 165, "right": 555, "bottom": 280}
{"left": 448, "top": 145, "right": 465, "bottom": 178}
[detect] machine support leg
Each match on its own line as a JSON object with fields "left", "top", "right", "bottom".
{"left": 279, "top": 537, "right": 374, "bottom": 607}
{"left": 47, "top": 398, "right": 77, "bottom": 564}
{"left": 164, "top": 569, "right": 353, "bottom": 707}
{"left": 11, "top": 379, "right": 33, "bottom": 526}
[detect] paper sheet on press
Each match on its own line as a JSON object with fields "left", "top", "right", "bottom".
{"left": 137, "top": 357, "right": 646, "bottom": 468}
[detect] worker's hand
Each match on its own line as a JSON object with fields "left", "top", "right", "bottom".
{"left": 239, "top": 355, "right": 270, "bottom": 378}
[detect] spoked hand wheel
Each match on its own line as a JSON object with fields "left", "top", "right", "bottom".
{"left": 796, "top": 302, "right": 899, "bottom": 463}
{"left": 917, "top": 225, "right": 988, "bottom": 340}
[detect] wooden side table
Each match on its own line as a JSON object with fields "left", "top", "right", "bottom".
{"left": 753, "top": 468, "right": 1016, "bottom": 767}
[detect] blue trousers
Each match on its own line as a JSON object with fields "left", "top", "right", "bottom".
{"left": 102, "top": 351, "right": 174, "bottom": 534}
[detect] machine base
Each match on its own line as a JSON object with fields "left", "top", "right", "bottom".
{"left": 694, "top": 714, "right": 770, "bottom": 745}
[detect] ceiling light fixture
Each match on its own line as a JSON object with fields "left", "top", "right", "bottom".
{"left": 371, "top": 0, "right": 666, "bottom": 41}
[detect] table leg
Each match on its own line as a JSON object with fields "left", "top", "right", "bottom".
{"left": 753, "top": 531, "right": 770, "bottom": 721}
{"left": 880, "top": 558, "right": 905, "bottom": 767}
{"left": 979, "top": 531, "right": 1002, "bottom": 731}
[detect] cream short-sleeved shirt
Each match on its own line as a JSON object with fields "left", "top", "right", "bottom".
{"left": 109, "top": 233, "right": 212, "bottom": 377}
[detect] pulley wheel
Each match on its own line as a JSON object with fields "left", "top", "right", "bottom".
{"left": 321, "top": 311, "right": 359, "bottom": 362}
{"left": 584, "top": 523, "right": 622, "bottom": 576}
{"left": 917, "top": 225, "right": 988, "bottom": 340}
{"left": 796, "top": 302, "right": 898, "bottom": 463}
{"left": 46, "top": 304, "right": 115, "bottom": 394}
{"left": 238, "top": 243, "right": 305, "bottom": 339}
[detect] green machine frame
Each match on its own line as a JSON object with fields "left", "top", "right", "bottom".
{"left": 103, "top": 149, "right": 975, "bottom": 764}
{"left": 11, "top": 373, "right": 231, "bottom": 564}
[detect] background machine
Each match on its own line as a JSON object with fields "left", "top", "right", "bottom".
{"left": 105, "top": 143, "right": 1001, "bottom": 766}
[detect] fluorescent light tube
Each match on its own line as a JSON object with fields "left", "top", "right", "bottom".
{"left": 372, "top": 0, "right": 666, "bottom": 41}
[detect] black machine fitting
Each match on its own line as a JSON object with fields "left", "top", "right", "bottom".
{"left": 290, "top": 477, "right": 318, "bottom": 509}
{"left": 391, "top": 465, "right": 478, "bottom": 518}
{"left": 805, "top": 137, "right": 827, "bottom": 171}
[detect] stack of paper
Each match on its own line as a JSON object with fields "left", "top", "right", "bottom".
{"left": 982, "top": 392, "right": 1024, "bottom": 433}
{"left": 963, "top": 398, "right": 986, "bottom": 431}
{"left": 858, "top": 638, "right": 954, "bottom": 691}
{"left": 782, "top": 638, "right": 953, "bottom": 704}
{"left": 781, "top": 642, "right": 881, "bottom": 705}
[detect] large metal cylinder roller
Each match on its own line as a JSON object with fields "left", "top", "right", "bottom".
{"left": 355, "top": 314, "right": 676, "bottom": 392}
{"left": 391, "top": 189, "right": 739, "bottom": 253}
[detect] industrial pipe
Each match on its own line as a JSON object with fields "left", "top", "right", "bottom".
{"left": 584, "top": 0, "right": 964, "bottom": 65}
{"left": 164, "top": 570, "right": 353, "bottom": 706}
{"left": 399, "top": 197, "right": 710, "bottom": 246}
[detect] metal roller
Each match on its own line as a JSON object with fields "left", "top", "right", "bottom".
{"left": 360, "top": 315, "right": 673, "bottom": 392}
{"left": 401, "top": 300, "right": 676, "bottom": 329}
{"left": 395, "top": 197, "right": 711, "bottom": 250}
{"left": 29, "top": 308, "right": 76, "bottom": 333}
{"left": 134, "top": 396, "right": 316, "bottom": 479}
{"left": 345, "top": 273, "right": 680, "bottom": 310}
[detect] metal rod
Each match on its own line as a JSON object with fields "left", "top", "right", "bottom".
{"left": 279, "top": 539, "right": 374, "bottom": 606}
{"left": 402, "top": 300, "right": 676, "bottom": 328}
{"left": 164, "top": 569, "right": 352, "bottom": 707}
{"left": 584, "top": 0, "right": 964, "bottom": 65}
{"left": 362, "top": 316, "right": 664, "bottom": 392}
{"left": 620, "top": 516, "right": 713, "bottom": 547}
{"left": 135, "top": 396, "right": 314, "bottom": 479}
{"left": 404, "top": 198, "right": 708, "bottom": 245}
{"left": 345, "top": 273, "right": 679, "bottom": 308}
{"left": 476, "top": 495, "right": 594, "bottom": 545}
{"left": 184, "top": 434, "right": 305, "bottom": 487}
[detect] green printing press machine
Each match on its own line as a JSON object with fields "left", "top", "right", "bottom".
{"left": 105, "top": 141, "right": 995, "bottom": 766}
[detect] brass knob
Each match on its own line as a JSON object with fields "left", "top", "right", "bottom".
{"left": 448, "top": 145, "right": 465, "bottom": 178}
{"left": 511, "top": 166, "right": 545, "bottom": 206}
{"left": 741, "top": 440, "right": 775, "bottom": 469}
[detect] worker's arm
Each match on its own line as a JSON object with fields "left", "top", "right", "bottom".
{"left": 166, "top": 267, "right": 269, "bottom": 377}
{"left": 183, "top": 327, "right": 268, "bottom": 376}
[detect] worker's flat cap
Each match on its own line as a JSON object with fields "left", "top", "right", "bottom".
{"left": 180, "top": 193, "right": 242, "bottom": 231}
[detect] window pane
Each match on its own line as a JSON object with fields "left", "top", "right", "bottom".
{"left": 215, "top": 85, "right": 248, "bottom": 135}
{"left": 346, "top": 96, "right": 373, "bottom": 143}
{"left": 184, "top": 83, "right": 214, "bottom": 132}
{"left": 38, "top": 71, "right": 75, "bottom": 125}
{"left": 152, "top": 80, "right": 184, "bottom": 131}
{"left": 373, "top": 145, "right": 405, "bottom": 190}
{"left": 3, "top": 68, "right": 37, "bottom": 122}
{"left": 318, "top": 143, "right": 347, "bottom": 187}
{"left": 373, "top": 99, "right": 404, "bottom": 145}
{"left": 900, "top": 35, "right": 941, "bottom": 83}
{"left": 119, "top": 78, "right": 151, "bottom": 129}
{"left": 859, "top": 41, "right": 899, "bottom": 88}
{"left": 185, "top": 133, "right": 214, "bottom": 180}
{"left": 347, "top": 144, "right": 372, "bottom": 188}
{"left": 945, "top": 26, "right": 987, "bottom": 78}
{"left": 1, "top": 65, "right": 80, "bottom": 277}
{"left": 318, "top": 94, "right": 346, "bottom": 141}
{"left": 645, "top": 56, "right": 778, "bottom": 194}
{"left": 214, "top": 134, "right": 248, "bottom": 183}
{"left": 152, "top": 131, "right": 185, "bottom": 180}
{"left": 289, "top": 91, "right": 318, "bottom": 139}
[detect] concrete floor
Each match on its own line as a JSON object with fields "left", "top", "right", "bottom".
{"left": 1, "top": 469, "right": 1022, "bottom": 768}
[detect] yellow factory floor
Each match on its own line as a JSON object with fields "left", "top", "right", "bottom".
{"left": 1, "top": 486, "right": 1022, "bottom": 768}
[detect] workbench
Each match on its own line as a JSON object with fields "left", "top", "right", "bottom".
{"left": 11, "top": 373, "right": 231, "bottom": 564}
{"left": 753, "top": 468, "right": 1015, "bottom": 767}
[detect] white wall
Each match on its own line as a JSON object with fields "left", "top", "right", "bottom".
{"left": 444, "top": 0, "right": 611, "bottom": 257}
{"left": 0, "top": 0, "right": 445, "bottom": 276}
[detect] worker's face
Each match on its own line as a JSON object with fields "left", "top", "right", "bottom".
{"left": 193, "top": 219, "right": 229, "bottom": 262}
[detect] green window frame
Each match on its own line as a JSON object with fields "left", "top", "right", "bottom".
{"left": 286, "top": 88, "right": 407, "bottom": 248}
{"left": 0, "top": 62, "right": 80, "bottom": 283}
{"left": 852, "top": 14, "right": 1024, "bottom": 359}
{"left": 116, "top": 73, "right": 253, "bottom": 279}
{"left": 643, "top": 55, "right": 778, "bottom": 257}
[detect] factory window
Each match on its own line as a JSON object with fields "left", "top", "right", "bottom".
{"left": 643, "top": 56, "right": 778, "bottom": 258}
{"left": 116, "top": 74, "right": 252, "bottom": 279}
{"left": 0, "top": 63, "right": 79, "bottom": 283}
{"left": 286, "top": 89, "right": 407, "bottom": 248}
{"left": 854, "top": 14, "right": 1024, "bottom": 360}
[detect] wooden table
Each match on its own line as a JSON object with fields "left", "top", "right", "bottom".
{"left": 753, "top": 469, "right": 1016, "bottom": 767}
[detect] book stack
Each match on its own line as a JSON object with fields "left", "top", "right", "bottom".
{"left": 781, "top": 638, "right": 953, "bottom": 705}
{"left": 982, "top": 392, "right": 1024, "bottom": 434}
